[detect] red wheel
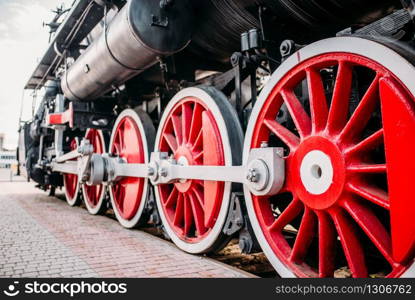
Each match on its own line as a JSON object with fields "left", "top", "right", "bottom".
{"left": 244, "top": 37, "right": 415, "bottom": 277}
{"left": 82, "top": 129, "right": 107, "bottom": 215}
{"left": 63, "top": 138, "right": 81, "bottom": 206}
{"left": 154, "top": 87, "right": 243, "bottom": 254}
{"left": 109, "top": 108, "right": 155, "bottom": 228}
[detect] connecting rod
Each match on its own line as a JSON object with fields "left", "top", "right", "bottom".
{"left": 51, "top": 143, "right": 285, "bottom": 196}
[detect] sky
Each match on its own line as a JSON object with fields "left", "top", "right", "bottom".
{"left": 0, "top": 0, "right": 73, "bottom": 149}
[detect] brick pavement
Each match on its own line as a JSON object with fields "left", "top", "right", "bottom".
{"left": 0, "top": 181, "right": 253, "bottom": 278}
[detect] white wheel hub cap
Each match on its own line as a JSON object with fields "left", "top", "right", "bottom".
{"left": 300, "top": 150, "right": 333, "bottom": 195}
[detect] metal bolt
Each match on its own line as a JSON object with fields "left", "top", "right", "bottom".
{"left": 276, "top": 148, "right": 284, "bottom": 157}
{"left": 159, "top": 168, "right": 168, "bottom": 178}
{"left": 260, "top": 141, "right": 268, "bottom": 148}
{"left": 148, "top": 167, "right": 155, "bottom": 177}
{"left": 246, "top": 168, "right": 259, "bottom": 183}
{"left": 280, "top": 40, "right": 296, "bottom": 57}
{"left": 167, "top": 155, "right": 176, "bottom": 164}
{"left": 236, "top": 218, "right": 243, "bottom": 227}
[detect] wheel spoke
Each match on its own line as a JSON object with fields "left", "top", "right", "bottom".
{"left": 194, "top": 150, "right": 204, "bottom": 161}
{"left": 189, "top": 103, "right": 204, "bottom": 144}
{"left": 171, "top": 115, "right": 183, "bottom": 145}
{"left": 116, "top": 185, "right": 125, "bottom": 211}
{"left": 119, "top": 122, "right": 126, "bottom": 152}
{"left": 194, "top": 180, "right": 204, "bottom": 188}
{"left": 163, "top": 133, "right": 178, "bottom": 153}
{"left": 326, "top": 61, "right": 353, "bottom": 134}
{"left": 339, "top": 74, "right": 380, "bottom": 142}
{"left": 72, "top": 176, "right": 78, "bottom": 195}
{"left": 318, "top": 212, "right": 336, "bottom": 277}
{"left": 189, "top": 191, "right": 207, "bottom": 236}
{"left": 345, "top": 129, "right": 384, "bottom": 156}
{"left": 123, "top": 122, "right": 137, "bottom": 156}
{"left": 191, "top": 185, "right": 205, "bottom": 211}
{"left": 280, "top": 89, "right": 312, "bottom": 138}
{"left": 342, "top": 197, "right": 394, "bottom": 265}
{"left": 331, "top": 209, "right": 368, "bottom": 278}
{"left": 264, "top": 119, "right": 300, "bottom": 151}
{"left": 347, "top": 163, "right": 387, "bottom": 174}
{"left": 346, "top": 181, "right": 389, "bottom": 210}
{"left": 191, "top": 127, "right": 203, "bottom": 151}
{"left": 164, "top": 186, "right": 179, "bottom": 208}
{"left": 115, "top": 129, "right": 124, "bottom": 155}
{"left": 306, "top": 68, "right": 328, "bottom": 133}
{"left": 290, "top": 208, "right": 317, "bottom": 263}
{"left": 182, "top": 103, "right": 193, "bottom": 143}
{"left": 173, "top": 193, "right": 184, "bottom": 227}
{"left": 268, "top": 197, "right": 303, "bottom": 232}
{"left": 88, "top": 186, "right": 97, "bottom": 204}
{"left": 184, "top": 194, "right": 193, "bottom": 236}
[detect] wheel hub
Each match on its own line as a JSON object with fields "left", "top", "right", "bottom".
{"left": 294, "top": 136, "right": 346, "bottom": 210}
{"left": 299, "top": 150, "right": 333, "bottom": 195}
{"left": 175, "top": 146, "right": 194, "bottom": 192}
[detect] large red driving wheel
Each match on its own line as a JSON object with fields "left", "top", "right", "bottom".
{"left": 108, "top": 108, "right": 155, "bottom": 228}
{"left": 63, "top": 138, "right": 81, "bottom": 206}
{"left": 82, "top": 129, "right": 107, "bottom": 215}
{"left": 154, "top": 87, "right": 243, "bottom": 254}
{"left": 244, "top": 37, "right": 415, "bottom": 277}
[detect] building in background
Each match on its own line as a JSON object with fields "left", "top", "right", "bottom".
{"left": 0, "top": 151, "right": 17, "bottom": 169}
{"left": 0, "top": 133, "right": 4, "bottom": 151}
{"left": 0, "top": 133, "right": 17, "bottom": 169}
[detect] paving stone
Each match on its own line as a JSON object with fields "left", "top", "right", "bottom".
{"left": 0, "top": 182, "right": 252, "bottom": 278}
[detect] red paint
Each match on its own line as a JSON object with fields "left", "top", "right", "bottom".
{"left": 47, "top": 103, "right": 74, "bottom": 128}
{"left": 158, "top": 97, "right": 225, "bottom": 242}
{"left": 249, "top": 53, "right": 413, "bottom": 277}
{"left": 380, "top": 77, "right": 415, "bottom": 263}
{"left": 110, "top": 116, "right": 145, "bottom": 220}
{"left": 63, "top": 139, "right": 79, "bottom": 201}
{"left": 83, "top": 129, "right": 105, "bottom": 209}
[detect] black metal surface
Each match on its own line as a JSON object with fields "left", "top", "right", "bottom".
{"left": 26, "top": 0, "right": 403, "bottom": 91}
{"left": 259, "top": 0, "right": 401, "bottom": 33}
{"left": 338, "top": 9, "right": 412, "bottom": 39}
{"left": 70, "top": 101, "right": 115, "bottom": 131}
{"left": 190, "top": 0, "right": 260, "bottom": 63}
{"left": 189, "top": 0, "right": 402, "bottom": 64}
{"left": 129, "top": 0, "right": 193, "bottom": 53}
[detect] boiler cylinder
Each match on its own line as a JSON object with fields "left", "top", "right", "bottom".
{"left": 62, "top": 0, "right": 192, "bottom": 101}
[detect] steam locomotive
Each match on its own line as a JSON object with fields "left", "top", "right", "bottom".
{"left": 18, "top": 0, "right": 415, "bottom": 277}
